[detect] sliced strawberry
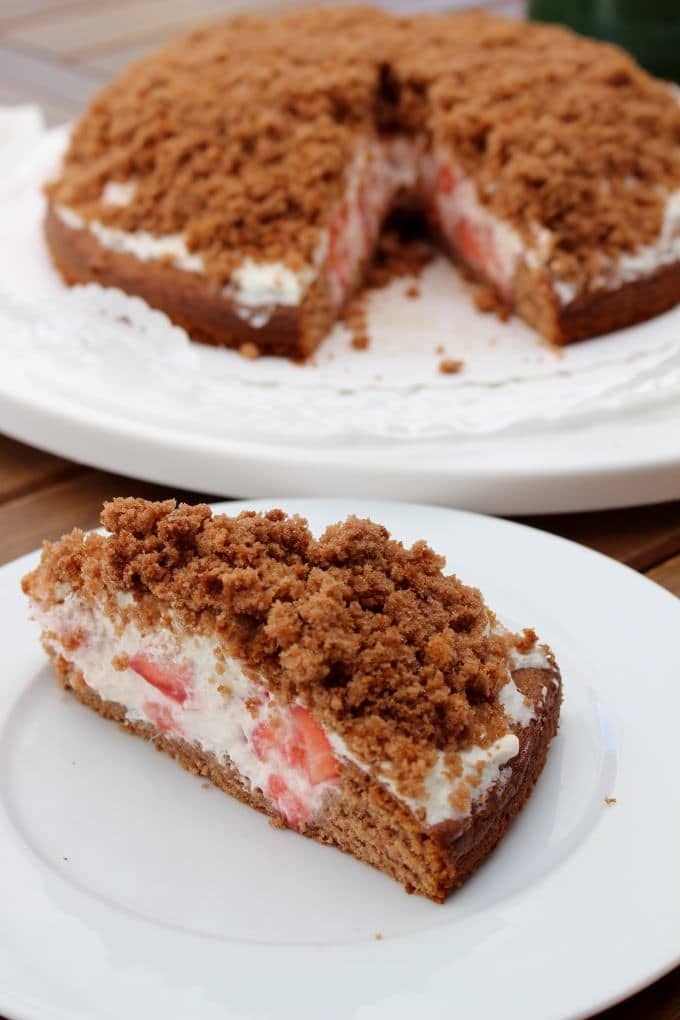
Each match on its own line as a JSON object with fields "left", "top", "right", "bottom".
{"left": 285, "top": 706, "right": 340, "bottom": 786}
{"left": 143, "top": 700, "right": 177, "bottom": 733}
{"left": 267, "top": 774, "right": 308, "bottom": 831}
{"left": 251, "top": 720, "right": 276, "bottom": 762}
{"left": 328, "top": 201, "right": 352, "bottom": 299}
{"left": 437, "top": 165, "right": 457, "bottom": 196}
{"left": 453, "top": 217, "right": 492, "bottom": 278}
{"left": 358, "top": 180, "right": 378, "bottom": 248}
{"left": 130, "top": 652, "right": 191, "bottom": 705}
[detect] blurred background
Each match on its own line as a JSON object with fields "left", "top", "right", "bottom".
{"left": 4, "top": 0, "right": 679, "bottom": 128}
{"left": 0, "top": 1, "right": 517, "bottom": 126}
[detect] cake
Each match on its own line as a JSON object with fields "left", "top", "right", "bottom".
{"left": 45, "top": 7, "right": 680, "bottom": 358}
{"left": 23, "top": 498, "right": 562, "bottom": 901}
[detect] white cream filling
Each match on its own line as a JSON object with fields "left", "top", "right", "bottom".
{"left": 34, "top": 594, "right": 337, "bottom": 819}
{"left": 56, "top": 129, "right": 680, "bottom": 321}
{"left": 426, "top": 150, "right": 680, "bottom": 308}
{"left": 54, "top": 135, "right": 414, "bottom": 323}
{"left": 597, "top": 188, "right": 680, "bottom": 291}
{"left": 330, "top": 732, "right": 521, "bottom": 829}
{"left": 29, "top": 590, "right": 556, "bottom": 830}
{"left": 56, "top": 205, "right": 204, "bottom": 274}
{"left": 423, "top": 151, "right": 525, "bottom": 301}
{"left": 325, "top": 137, "right": 415, "bottom": 308}
{"left": 55, "top": 204, "right": 315, "bottom": 316}
{"left": 101, "top": 180, "right": 137, "bottom": 207}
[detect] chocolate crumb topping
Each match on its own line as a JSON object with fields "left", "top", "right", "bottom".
{"left": 48, "top": 7, "right": 680, "bottom": 295}
{"left": 23, "top": 499, "right": 540, "bottom": 779}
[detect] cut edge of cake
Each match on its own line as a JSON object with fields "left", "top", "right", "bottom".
{"left": 47, "top": 125, "right": 680, "bottom": 357}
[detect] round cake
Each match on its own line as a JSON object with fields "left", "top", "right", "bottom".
{"left": 45, "top": 6, "right": 680, "bottom": 358}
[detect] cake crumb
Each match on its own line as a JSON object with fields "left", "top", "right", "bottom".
{"left": 239, "top": 341, "right": 260, "bottom": 360}
{"left": 439, "top": 358, "right": 463, "bottom": 375}
{"left": 202, "top": 782, "right": 211, "bottom": 790}
{"left": 374, "top": 932, "right": 383, "bottom": 941}
{"left": 435, "top": 344, "right": 445, "bottom": 355}
{"left": 473, "top": 285, "right": 511, "bottom": 321}
{"left": 365, "top": 223, "right": 435, "bottom": 290}
{"left": 351, "top": 333, "right": 370, "bottom": 350}
{"left": 245, "top": 696, "right": 261, "bottom": 718}
{"left": 405, "top": 284, "right": 420, "bottom": 299}
{"left": 604, "top": 796, "right": 617, "bottom": 805}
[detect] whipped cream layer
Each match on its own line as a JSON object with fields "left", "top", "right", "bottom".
{"left": 56, "top": 133, "right": 680, "bottom": 321}
{"left": 55, "top": 136, "right": 411, "bottom": 327}
{"left": 422, "top": 152, "right": 525, "bottom": 302}
{"left": 32, "top": 591, "right": 552, "bottom": 830}
{"left": 424, "top": 150, "right": 680, "bottom": 307}
{"left": 324, "top": 136, "right": 419, "bottom": 308}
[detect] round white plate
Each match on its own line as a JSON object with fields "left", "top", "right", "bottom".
{"left": 1, "top": 498, "right": 678, "bottom": 1020}
{"left": 1, "top": 108, "right": 680, "bottom": 514}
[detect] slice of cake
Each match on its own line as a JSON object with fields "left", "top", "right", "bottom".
{"left": 44, "top": 8, "right": 680, "bottom": 357}
{"left": 23, "top": 498, "right": 561, "bottom": 901}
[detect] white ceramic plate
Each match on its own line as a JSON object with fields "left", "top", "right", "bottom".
{"left": 1, "top": 108, "right": 680, "bottom": 514}
{"left": 1, "top": 498, "right": 678, "bottom": 1020}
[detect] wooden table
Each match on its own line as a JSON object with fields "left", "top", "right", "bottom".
{"left": 0, "top": 2, "right": 678, "bottom": 1018}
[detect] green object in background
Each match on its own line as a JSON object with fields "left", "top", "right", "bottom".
{"left": 528, "top": 0, "right": 680, "bottom": 82}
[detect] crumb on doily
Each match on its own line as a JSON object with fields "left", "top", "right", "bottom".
{"left": 342, "top": 292, "right": 370, "bottom": 350}
{"left": 474, "top": 285, "right": 511, "bottom": 321}
{"left": 375, "top": 932, "right": 384, "bottom": 941}
{"left": 366, "top": 223, "right": 435, "bottom": 291}
{"left": 239, "top": 341, "right": 260, "bottom": 360}
{"left": 604, "top": 796, "right": 617, "bottom": 805}
{"left": 439, "top": 358, "right": 464, "bottom": 375}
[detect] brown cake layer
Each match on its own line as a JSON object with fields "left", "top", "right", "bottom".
{"left": 44, "top": 206, "right": 330, "bottom": 359}
{"left": 50, "top": 650, "right": 560, "bottom": 902}
{"left": 48, "top": 200, "right": 680, "bottom": 356}
{"left": 513, "top": 258, "right": 680, "bottom": 345}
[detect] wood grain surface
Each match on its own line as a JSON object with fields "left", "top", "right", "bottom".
{"left": 0, "top": 3, "right": 677, "bottom": 1018}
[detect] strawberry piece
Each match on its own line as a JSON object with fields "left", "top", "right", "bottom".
{"left": 437, "top": 165, "right": 457, "bottom": 196}
{"left": 130, "top": 652, "right": 191, "bottom": 705}
{"left": 143, "top": 700, "right": 177, "bottom": 733}
{"left": 328, "top": 201, "right": 352, "bottom": 300}
{"left": 267, "top": 774, "right": 308, "bottom": 831}
{"left": 285, "top": 706, "right": 340, "bottom": 786}
{"left": 358, "top": 181, "right": 377, "bottom": 247}
{"left": 453, "top": 217, "right": 491, "bottom": 278}
{"left": 251, "top": 720, "right": 276, "bottom": 762}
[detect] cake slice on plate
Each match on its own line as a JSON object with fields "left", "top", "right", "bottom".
{"left": 23, "top": 498, "right": 561, "bottom": 901}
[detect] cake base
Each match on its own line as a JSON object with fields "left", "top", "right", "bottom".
{"left": 47, "top": 203, "right": 680, "bottom": 358}
{"left": 51, "top": 650, "right": 560, "bottom": 902}
{"left": 514, "top": 258, "right": 680, "bottom": 345}
{"left": 44, "top": 206, "right": 335, "bottom": 360}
